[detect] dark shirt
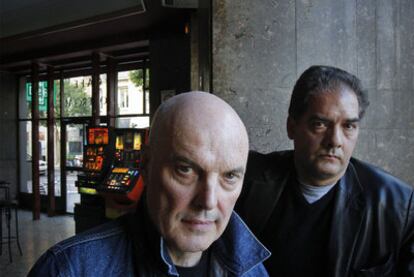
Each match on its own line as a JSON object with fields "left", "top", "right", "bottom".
{"left": 261, "top": 177, "right": 337, "bottom": 277}
{"left": 175, "top": 250, "right": 210, "bottom": 277}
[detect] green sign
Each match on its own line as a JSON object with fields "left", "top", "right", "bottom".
{"left": 26, "top": 82, "right": 56, "bottom": 111}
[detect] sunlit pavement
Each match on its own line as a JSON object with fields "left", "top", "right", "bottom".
{"left": 25, "top": 170, "right": 81, "bottom": 213}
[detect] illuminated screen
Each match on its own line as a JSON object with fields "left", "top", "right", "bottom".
{"left": 116, "top": 135, "right": 124, "bottom": 150}
{"left": 133, "top": 133, "right": 142, "bottom": 150}
{"left": 88, "top": 128, "right": 109, "bottom": 145}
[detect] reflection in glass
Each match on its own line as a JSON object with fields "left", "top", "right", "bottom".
{"left": 25, "top": 81, "right": 60, "bottom": 119}
{"left": 66, "top": 171, "right": 80, "bottom": 213}
{"left": 117, "top": 70, "right": 145, "bottom": 115}
{"left": 115, "top": 117, "right": 150, "bottom": 128}
{"left": 66, "top": 124, "right": 85, "bottom": 167}
{"left": 63, "top": 77, "right": 92, "bottom": 117}
{"left": 21, "top": 120, "right": 62, "bottom": 196}
{"left": 99, "top": 74, "right": 107, "bottom": 116}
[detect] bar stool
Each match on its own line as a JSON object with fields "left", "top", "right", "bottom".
{"left": 0, "top": 180, "right": 23, "bottom": 263}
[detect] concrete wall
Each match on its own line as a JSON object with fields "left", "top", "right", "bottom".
{"left": 0, "top": 72, "right": 18, "bottom": 198}
{"left": 212, "top": 0, "right": 414, "bottom": 184}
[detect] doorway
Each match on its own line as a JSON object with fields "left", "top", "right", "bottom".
{"left": 62, "top": 121, "right": 88, "bottom": 213}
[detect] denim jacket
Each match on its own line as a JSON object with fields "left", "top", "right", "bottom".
{"left": 28, "top": 204, "right": 270, "bottom": 277}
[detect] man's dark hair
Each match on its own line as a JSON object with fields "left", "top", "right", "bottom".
{"left": 288, "top": 65, "right": 369, "bottom": 119}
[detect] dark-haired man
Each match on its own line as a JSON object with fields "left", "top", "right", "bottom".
{"left": 236, "top": 65, "right": 414, "bottom": 276}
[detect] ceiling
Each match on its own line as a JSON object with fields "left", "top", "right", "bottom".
{"left": 0, "top": 0, "right": 191, "bottom": 74}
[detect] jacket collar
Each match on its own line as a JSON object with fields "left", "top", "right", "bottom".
{"left": 212, "top": 212, "right": 271, "bottom": 275}
{"left": 129, "top": 196, "right": 270, "bottom": 276}
{"left": 244, "top": 154, "right": 294, "bottom": 235}
{"left": 158, "top": 212, "right": 271, "bottom": 276}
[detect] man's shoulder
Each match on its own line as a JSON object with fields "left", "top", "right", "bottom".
{"left": 246, "top": 150, "right": 293, "bottom": 179}
{"left": 28, "top": 216, "right": 135, "bottom": 276}
{"left": 248, "top": 149, "right": 292, "bottom": 163}
{"left": 350, "top": 157, "right": 413, "bottom": 196}
{"left": 50, "top": 218, "right": 128, "bottom": 255}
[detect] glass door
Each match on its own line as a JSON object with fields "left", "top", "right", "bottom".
{"left": 62, "top": 121, "right": 87, "bottom": 213}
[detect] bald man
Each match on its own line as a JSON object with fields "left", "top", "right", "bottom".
{"left": 28, "top": 91, "right": 270, "bottom": 277}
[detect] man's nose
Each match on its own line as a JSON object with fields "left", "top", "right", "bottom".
{"left": 194, "top": 176, "right": 218, "bottom": 210}
{"left": 324, "top": 126, "right": 343, "bottom": 148}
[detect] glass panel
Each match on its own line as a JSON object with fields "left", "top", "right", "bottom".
{"left": 66, "top": 170, "right": 80, "bottom": 213}
{"left": 55, "top": 80, "right": 61, "bottom": 117}
{"left": 21, "top": 120, "right": 62, "bottom": 196}
{"left": 38, "top": 120, "right": 48, "bottom": 195}
{"left": 99, "top": 74, "right": 107, "bottom": 116}
{"left": 24, "top": 121, "right": 48, "bottom": 194}
{"left": 25, "top": 81, "right": 59, "bottom": 119}
{"left": 144, "top": 68, "right": 150, "bottom": 89}
{"left": 65, "top": 123, "right": 84, "bottom": 212}
{"left": 33, "top": 120, "right": 62, "bottom": 196}
{"left": 19, "top": 121, "right": 32, "bottom": 193}
{"left": 54, "top": 120, "right": 62, "bottom": 197}
{"left": 39, "top": 120, "right": 47, "bottom": 161}
{"left": 115, "top": 116, "right": 150, "bottom": 128}
{"left": 66, "top": 124, "right": 85, "bottom": 167}
{"left": 63, "top": 76, "right": 92, "bottom": 117}
{"left": 145, "top": 90, "right": 150, "bottom": 114}
{"left": 117, "top": 70, "right": 144, "bottom": 115}
{"left": 144, "top": 68, "right": 150, "bottom": 114}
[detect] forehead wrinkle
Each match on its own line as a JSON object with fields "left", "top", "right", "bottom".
{"left": 172, "top": 120, "right": 248, "bottom": 173}
{"left": 148, "top": 92, "right": 249, "bottom": 159}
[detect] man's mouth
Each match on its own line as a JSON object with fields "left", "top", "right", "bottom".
{"left": 320, "top": 154, "right": 340, "bottom": 160}
{"left": 181, "top": 218, "right": 215, "bottom": 231}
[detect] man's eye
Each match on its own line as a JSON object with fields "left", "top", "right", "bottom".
{"left": 344, "top": 122, "right": 357, "bottom": 130}
{"left": 175, "top": 164, "right": 192, "bottom": 175}
{"left": 223, "top": 172, "right": 240, "bottom": 182}
{"left": 311, "top": 121, "right": 326, "bottom": 130}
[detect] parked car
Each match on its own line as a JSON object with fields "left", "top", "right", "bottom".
{"left": 27, "top": 154, "right": 47, "bottom": 175}
{"left": 39, "top": 159, "right": 47, "bottom": 175}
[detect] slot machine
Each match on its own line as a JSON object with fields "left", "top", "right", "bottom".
{"left": 74, "top": 127, "right": 113, "bottom": 233}
{"left": 76, "top": 127, "right": 112, "bottom": 194}
{"left": 97, "top": 128, "right": 148, "bottom": 215}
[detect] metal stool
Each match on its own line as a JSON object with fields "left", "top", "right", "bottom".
{"left": 0, "top": 181, "right": 23, "bottom": 263}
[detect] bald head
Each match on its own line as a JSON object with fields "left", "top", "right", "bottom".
{"left": 149, "top": 91, "right": 248, "bottom": 150}
{"left": 143, "top": 91, "right": 249, "bottom": 266}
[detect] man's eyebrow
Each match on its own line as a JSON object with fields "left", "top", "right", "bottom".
{"left": 309, "top": 115, "right": 360, "bottom": 123}
{"left": 170, "top": 154, "right": 202, "bottom": 170}
{"left": 225, "top": 167, "right": 245, "bottom": 175}
{"left": 345, "top": 118, "right": 360, "bottom": 123}
{"left": 171, "top": 154, "right": 245, "bottom": 175}
{"left": 309, "top": 115, "right": 330, "bottom": 122}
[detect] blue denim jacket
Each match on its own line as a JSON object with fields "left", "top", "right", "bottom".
{"left": 28, "top": 207, "right": 270, "bottom": 277}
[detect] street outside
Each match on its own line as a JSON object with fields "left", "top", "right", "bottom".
{"left": 26, "top": 170, "right": 80, "bottom": 213}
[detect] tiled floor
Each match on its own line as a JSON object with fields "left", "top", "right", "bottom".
{"left": 0, "top": 209, "right": 75, "bottom": 276}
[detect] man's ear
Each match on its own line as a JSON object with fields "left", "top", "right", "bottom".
{"left": 287, "top": 116, "right": 296, "bottom": 140}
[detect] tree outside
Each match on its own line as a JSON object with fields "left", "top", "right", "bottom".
{"left": 128, "top": 69, "right": 149, "bottom": 88}
{"left": 64, "top": 79, "right": 92, "bottom": 117}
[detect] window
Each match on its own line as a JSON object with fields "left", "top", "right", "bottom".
{"left": 63, "top": 76, "right": 92, "bottom": 117}
{"left": 119, "top": 87, "right": 129, "bottom": 108}
{"left": 69, "top": 141, "right": 82, "bottom": 154}
{"left": 116, "top": 69, "right": 150, "bottom": 128}
{"left": 117, "top": 70, "right": 145, "bottom": 115}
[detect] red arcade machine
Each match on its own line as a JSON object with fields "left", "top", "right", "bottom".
{"left": 74, "top": 127, "right": 113, "bottom": 233}
{"left": 97, "top": 128, "right": 148, "bottom": 217}
{"left": 76, "top": 127, "right": 112, "bottom": 194}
